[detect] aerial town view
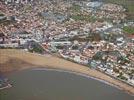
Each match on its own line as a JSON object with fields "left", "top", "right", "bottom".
{"left": 0, "top": 0, "right": 134, "bottom": 100}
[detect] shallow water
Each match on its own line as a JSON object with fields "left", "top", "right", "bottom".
{"left": 0, "top": 69, "right": 133, "bottom": 100}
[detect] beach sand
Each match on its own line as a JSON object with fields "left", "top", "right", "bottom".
{"left": 0, "top": 49, "right": 134, "bottom": 95}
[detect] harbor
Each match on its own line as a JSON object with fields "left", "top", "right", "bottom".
{"left": 0, "top": 73, "right": 12, "bottom": 90}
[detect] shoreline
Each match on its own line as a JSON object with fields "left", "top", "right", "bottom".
{"left": 0, "top": 49, "right": 134, "bottom": 95}
{"left": 31, "top": 67, "right": 133, "bottom": 96}
{"left": 32, "top": 68, "right": 120, "bottom": 88}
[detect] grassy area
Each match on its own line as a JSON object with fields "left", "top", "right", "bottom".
{"left": 29, "top": 43, "right": 44, "bottom": 54}
{"left": 70, "top": 4, "right": 98, "bottom": 22}
{"left": 123, "top": 26, "right": 134, "bottom": 35}
{"left": 71, "top": 15, "right": 96, "bottom": 22}
{"left": 70, "top": 4, "right": 81, "bottom": 12}
{"left": 102, "top": 0, "right": 134, "bottom": 20}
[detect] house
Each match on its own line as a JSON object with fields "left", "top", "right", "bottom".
{"left": 127, "top": 34, "right": 134, "bottom": 40}
{"left": 116, "top": 37, "right": 125, "bottom": 46}
{"left": 74, "top": 55, "right": 80, "bottom": 63}
{"left": 128, "top": 76, "right": 134, "bottom": 85}
{"left": 12, "top": 31, "right": 32, "bottom": 39}
{"left": 106, "top": 68, "right": 113, "bottom": 75}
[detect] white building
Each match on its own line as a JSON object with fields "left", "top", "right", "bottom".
{"left": 86, "top": 1, "right": 103, "bottom": 8}
{"left": 50, "top": 41, "right": 72, "bottom": 46}
{"left": 4, "top": 0, "right": 33, "bottom": 4}
{"left": 0, "top": 43, "right": 18, "bottom": 48}
{"left": 74, "top": 55, "right": 80, "bottom": 63}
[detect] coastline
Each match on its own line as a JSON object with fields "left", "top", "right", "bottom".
{"left": 0, "top": 49, "right": 134, "bottom": 95}
{"left": 32, "top": 67, "right": 134, "bottom": 96}
{"left": 32, "top": 68, "right": 120, "bottom": 88}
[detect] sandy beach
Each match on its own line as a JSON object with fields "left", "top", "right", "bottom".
{"left": 0, "top": 49, "right": 134, "bottom": 95}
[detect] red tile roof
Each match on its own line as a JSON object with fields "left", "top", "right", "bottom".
{"left": 127, "top": 34, "right": 134, "bottom": 38}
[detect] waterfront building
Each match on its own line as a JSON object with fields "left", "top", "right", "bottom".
{"left": 86, "top": 1, "right": 103, "bottom": 8}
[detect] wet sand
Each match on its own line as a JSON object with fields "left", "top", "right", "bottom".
{"left": 0, "top": 49, "right": 134, "bottom": 95}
